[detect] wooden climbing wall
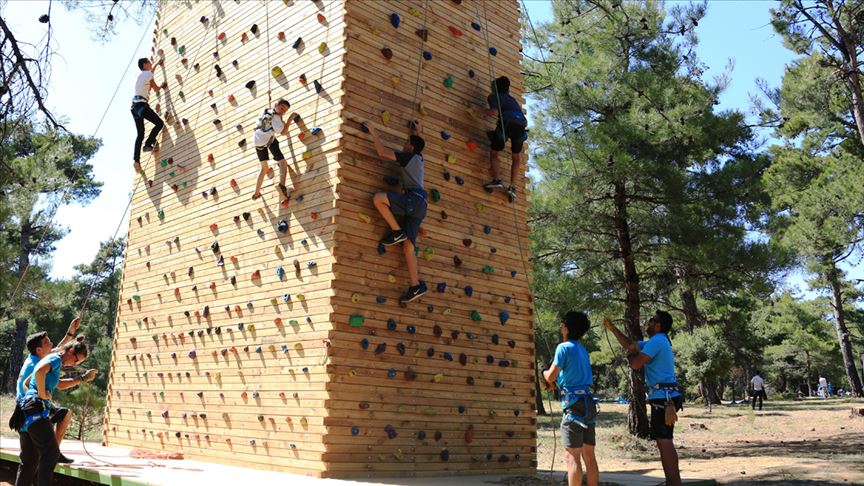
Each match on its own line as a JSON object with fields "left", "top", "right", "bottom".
{"left": 103, "top": 0, "right": 535, "bottom": 478}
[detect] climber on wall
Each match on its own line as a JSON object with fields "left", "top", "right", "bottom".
{"left": 131, "top": 57, "right": 165, "bottom": 174}
{"left": 365, "top": 119, "right": 428, "bottom": 303}
{"left": 483, "top": 76, "right": 528, "bottom": 203}
{"left": 252, "top": 98, "right": 297, "bottom": 201}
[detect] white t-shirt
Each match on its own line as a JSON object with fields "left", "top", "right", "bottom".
{"left": 750, "top": 375, "right": 764, "bottom": 391}
{"left": 253, "top": 109, "right": 285, "bottom": 147}
{"left": 819, "top": 377, "right": 828, "bottom": 388}
{"left": 134, "top": 71, "right": 154, "bottom": 102}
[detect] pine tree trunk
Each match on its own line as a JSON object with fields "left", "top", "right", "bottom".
{"left": 3, "top": 318, "right": 28, "bottom": 392}
{"left": 534, "top": 362, "right": 547, "bottom": 416}
{"left": 613, "top": 181, "right": 649, "bottom": 438}
{"left": 827, "top": 268, "right": 864, "bottom": 397}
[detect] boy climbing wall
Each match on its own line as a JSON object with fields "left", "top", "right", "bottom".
{"left": 365, "top": 119, "right": 428, "bottom": 303}
{"left": 252, "top": 99, "right": 296, "bottom": 200}
{"left": 131, "top": 57, "right": 164, "bottom": 173}
{"left": 483, "top": 76, "right": 528, "bottom": 203}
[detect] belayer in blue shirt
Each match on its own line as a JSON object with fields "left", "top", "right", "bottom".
{"left": 542, "top": 311, "right": 599, "bottom": 486}
{"left": 604, "top": 310, "right": 682, "bottom": 486}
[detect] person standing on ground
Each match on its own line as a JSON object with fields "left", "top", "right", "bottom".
{"left": 15, "top": 341, "right": 95, "bottom": 486}
{"left": 541, "top": 311, "right": 599, "bottom": 486}
{"left": 365, "top": 119, "right": 428, "bottom": 303}
{"left": 482, "top": 76, "right": 528, "bottom": 203}
{"left": 131, "top": 57, "right": 164, "bottom": 173}
{"left": 750, "top": 371, "right": 766, "bottom": 410}
{"left": 251, "top": 99, "right": 296, "bottom": 200}
{"left": 603, "top": 311, "right": 683, "bottom": 486}
{"left": 818, "top": 375, "right": 829, "bottom": 398}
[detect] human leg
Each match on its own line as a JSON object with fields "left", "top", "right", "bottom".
{"left": 656, "top": 439, "right": 682, "bottom": 486}
{"left": 373, "top": 192, "right": 402, "bottom": 232}
{"left": 651, "top": 398, "right": 682, "bottom": 486}
{"left": 485, "top": 124, "right": 506, "bottom": 188}
{"left": 757, "top": 391, "right": 764, "bottom": 410}
{"left": 564, "top": 448, "right": 583, "bottom": 486}
{"left": 140, "top": 104, "right": 164, "bottom": 150}
{"left": 507, "top": 124, "right": 526, "bottom": 191}
{"left": 131, "top": 105, "right": 146, "bottom": 163}
{"left": 54, "top": 408, "right": 71, "bottom": 447}
{"left": 27, "top": 418, "right": 60, "bottom": 486}
{"left": 581, "top": 443, "right": 599, "bottom": 486}
{"left": 403, "top": 240, "right": 419, "bottom": 287}
{"left": 14, "top": 432, "right": 37, "bottom": 486}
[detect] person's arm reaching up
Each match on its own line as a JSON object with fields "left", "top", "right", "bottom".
{"left": 366, "top": 124, "right": 396, "bottom": 161}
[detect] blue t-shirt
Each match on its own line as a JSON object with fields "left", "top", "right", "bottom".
{"left": 25, "top": 353, "right": 63, "bottom": 397}
{"left": 552, "top": 340, "right": 593, "bottom": 409}
{"left": 16, "top": 354, "right": 39, "bottom": 399}
{"left": 638, "top": 333, "right": 680, "bottom": 400}
{"left": 488, "top": 93, "right": 527, "bottom": 126}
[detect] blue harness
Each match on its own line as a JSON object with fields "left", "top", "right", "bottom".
{"left": 648, "top": 382, "right": 681, "bottom": 408}
{"left": 560, "top": 386, "right": 596, "bottom": 428}
{"left": 16, "top": 396, "right": 50, "bottom": 432}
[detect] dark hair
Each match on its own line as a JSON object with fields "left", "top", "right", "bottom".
{"left": 26, "top": 331, "right": 48, "bottom": 355}
{"left": 61, "top": 341, "right": 89, "bottom": 360}
{"left": 562, "top": 311, "right": 590, "bottom": 341}
{"left": 276, "top": 98, "right": 290, "bottom": 109}
{"left": 754, "top": 370, "right": 761, "bottom": 376}
{"left": 137, "top": 57, "right": 151, "bottom": 70}
{"left": 493, "top": 76, "right": 510, "bottom": 94}
{"left": 654, "top": 310, "right": 673, "bottom": 334}
{"left": 408, "top": 135, "right": 425, "bottom": 154}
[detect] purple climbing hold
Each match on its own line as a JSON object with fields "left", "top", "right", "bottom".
{"left": 499, "top": 455, "right": 510, "bottom": 463}
{"left": 437, "top": 282, "right": 446, "bottom": 293}
{"left": 492, "top": 334, "right": 499, "bottom": 345}
{"left": 423, "top": 51, "right": 432, "bottom": 60}
{"left": 384, "top": 424, "right": 398, "bottom": 439}
{"left": 390, "top": 13, "right": 400, "bottom": 28}
{"left": 440, "top": 449, "right": 450, "bottom": 461}
{"left": 418, "top": 430, "right": 426, "bottom": 440}
{"left": 499, "top": 359, "right": 511, "bottom": 367}
{"left": 162, "top": 410, "right": 169, "bottom": 418}
{"left": 426, "top": 347, "right": 435, "bottom": 357}
{"left": 374, "top": 343, "right": 387, "bottom": 355}
{"left": 188, "top": 349, "right": 197, "bottom": 359}
{"left": 486, "top": 355, "right": 494, "bottom": 364}
{"left": 513, "top": 408, "right": 521, "bottom": 416}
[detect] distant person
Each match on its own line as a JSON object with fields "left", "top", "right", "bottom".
{"left": 131, "top": 57, "right": 164, "bottom": 173}
{"left": 483, "top": 76, "right": 528, "bottom": 203}
{"left": 251, "top": 99, "right": 296, "bottom": 201}
{"left": 541, "top": 311, "right": 599, "bottom": 486}
{"left": 15, "top": 341, "right": 95, "bottom": 486}
{"left": 750, "top": 371, "right": 766, "bottom": 410}
{"left": 604, "top": 311, "right": 683, "bottom": 486}
{"left": 818, "top": 376, "right": 829, "bottom": 399}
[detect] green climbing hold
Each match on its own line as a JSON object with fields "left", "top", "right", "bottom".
{"left": 349, "top": 314, "right": 365, "bottom": 327}
{"left": 132, "top": 295, "right": 141, "bottom": 302}
{"left": 178, "top": 45, "right": 186, "bottom": 55}
{"left": 289, "top": 319, "right": 299, "bottom": 325}
{"left": 482, "top": 265, "right": 494, "bottom": 273}
{"left": 168, "top": 171, "right": 175, "bottom": 177}
{"left": 160, "top": 159, "right": 168, "bottom": 168}
{"left": 157, "top": 209, "right": 165, "bottom": 220}
{"left": 470, "top": 310, "right": 482, "bottom": 321}
{"left": 443, "top": 75, "right": 454, "bottom": 88}
{"left": 431, "top": 188, "right": 441, "bottom": 202}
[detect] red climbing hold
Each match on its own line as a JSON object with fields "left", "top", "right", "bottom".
{"left": 299, "top": 74, "right": 307, "bottom": 84}
{"left": 251, "top": 270, "right": 261, "bottom": 281}
{"left": 217, "top": 32, "right": 226, "bottom": 41}
{"left": 448, "top": 26, "right": 463, "bottom": 36}
{"left": 207, "top": 154, "right": 215, "bottom": 163}
{"left": 241, "top": 32, "right": 248, "bottom": 43}
{"left": 227, "top": 94, "right": 236, "bottom": 103}
{"left": 310, "top": 212, "right": 319, "bottom": 220}
{"left": 230, "top": 178, "right": 238, "bottom": 188}
{"left": 466, "top": 140, "right": 477, "bottom": 151}
{"left": 381, "top": 48, "right": 393, "bottom": 60}
{"left": 317, "top": 13, "right": 326, "bottom": 23}
{"left": 415, "top": 29, "right": 428, "bottom": 41}
{"left": 465, "top": 424, "right": 474, "bottom": 443}
{"left": 209, "top": 223, "right": 218, "bottom": 232}
{"left": 277, "top": 31, "right": 286, "bottom": 41}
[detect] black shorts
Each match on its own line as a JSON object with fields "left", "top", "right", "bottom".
{"left": 488, "top": 120, "right": 527, "bottom": 153}
{"left": 649, "top": 395, "right": 684, "bottom": 440}
{"left": 256, "top": 137, "right": 284, "bottom": 161}
{"left": 560, "top": 398, "right": 597, "bottom": 448}
{"left": 386, "top": 191, "right": 427, "bottom": 245}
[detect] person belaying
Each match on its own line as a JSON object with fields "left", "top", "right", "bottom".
{"left": 13, "top": 318, "right": 87, "bottom": 470}
{"left": 542, "top": 311, "right": 600, "bottom": 486}
{"left": 604, "top": 311, "right": 683, "bottom": 486}
{"left": 13, "top": 341, "right": 95, "bottom": 486}
{"left": 483, "top": 76, "right": 528, "bottom": 202}
{"left": 252, "top": 99, "right": 297, "bottom": 200}
{"left": 131, "top": 57, "right": 165, "bottom": 174}
{"left": 750, "top": 371, "right": 766, "bottom": 410}
{"left": 365, "top": 119, "right": 428, "bottom": 303}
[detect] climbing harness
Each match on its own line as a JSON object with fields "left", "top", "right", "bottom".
{"left": 561, "top": 387, "right": 597, "bottom": 429}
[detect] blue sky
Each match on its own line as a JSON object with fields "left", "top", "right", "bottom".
{"left": 5, "top": 0, "right": 838, "bottom": 292}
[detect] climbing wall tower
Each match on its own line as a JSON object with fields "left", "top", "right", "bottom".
{"left": 103, "top": 0, "right": 535, "bottom": 478}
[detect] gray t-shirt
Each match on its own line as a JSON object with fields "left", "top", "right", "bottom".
{"left": 395, "top": 151, "right": 424, "bottom": 191}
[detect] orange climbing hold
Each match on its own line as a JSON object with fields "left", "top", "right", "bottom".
{"left": 448, "top": 26, "right": 463, "bottom": 36}
{"left": 251, "top": 270, "right": 261, "bottom": 281}
{"left": 217, "top": 32, "right": 226, "bottom": 41}
{"left": 209, "top": 223, "right": 218, "bottom": 232}
{"left": 317, "top": 13, "right": 326, "bottom": 23}
{"left": 227, "top": 94, "right": 236, "bottom": 103}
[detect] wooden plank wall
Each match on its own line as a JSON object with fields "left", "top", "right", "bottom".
{"left": 102, "top": 0, "right": 349, "bottom": 476}
{"left": 325, "top": 0, "right": 536, "bottom": 477}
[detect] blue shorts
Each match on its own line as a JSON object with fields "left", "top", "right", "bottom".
{"left": 387, "top": 191, "right": 427, "bottom": 245}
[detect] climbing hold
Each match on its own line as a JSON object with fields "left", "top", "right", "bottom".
{"left": 471, "top": 22, "right": 481, "bottom": 31}
{"left": 466, "top": 140, "right": 477, "bottom": 151}
{"left": 227, "top": 94, "right": 236, "bottom": 103}
{"left": 443, "top": 75, "right": 454, "bottom": 88}
{"left": 441, "top": 131, "right": 451, "bottom": 140}
{"left": 448, "top": 26, "right": 463, "bottom": 36}
{"left": 351, "top": 292, "right": 361, "bottom": 303}
{"left": 407, "top": 325, "right": 416, "bottom": 334}
{"left": 465, "top": 424, "right": 474, "bottom": 443}
{"left": 510, "top": 270, "right": 518, "bottom": 277}
{"left": 376, "top": 296, "right": 387, "bottom": 304}
{"left": 453, "top": 256, "right": 463, "bottom": 267}
{"left": 387, "top": 318, "right": 397, "bottom": 330}
{"left": 489, "top": 47, "right": 497, "bottom": 56}
{"left": 415, "top": 29, "right": 428, "bottom": 41}
{"left": 277, "top": 31, "right": 285, "bottom": 41}
{"left": 387, "top": 368, "right": 397, "bottom": 378}
{"left": 351, "top": 426, "right": 359, "bottom": 436}
{"left": 374, "top": 343, "right": 387, "bottom": 355}
{"left": 483, "top": 265, "right": 494, "bottom": 273}
{"left": 468, "top": 69, "right": 475, "bottom": 78}
{"left": 492, "top": 334, "right": 500, "bottom": 345}
{"left": 277, "top": 267, "right": 285, "bottom": 279}
{"left": 440, "top": 449, "right": 450, "bottom": 461}
{"left": 446, "top": 154, "right": 456, "bottom": 165}
{"left": 499, "top": 311, "right": 509, "bottom": 324}
{"left": 471, "top": 310, "right": 482, "bottom": 321}
{"left": 245, "top": 80, "right": 256, "bottom": 90}
{"left": 390, "top": 13, "right": 400, "bottom": 28}
{"left": 241, "top": 32, "right": 248, "bottom": 42}
{"left": 381, "top": 110, "right": 391, "bottom": 124}
{"left": 271, "top": 66, "right": 283, "bottom": 77}
{"left": 422, "top": 51, "right": 432, "bottom": 61}
{"left": 293, "top": 37, "right": 303, "bottom": 49}
{"left": 188, "top": 349, "right": 197, "bottom": 359}
{"left": 318, "top": 42, "right": 327, "bottom": 53}
{"left": 251, "top": 270, "right": 261, "bottom": 281}
{"left": 436, "top": 282, "right": 446, "bottom": 293}
{"left": 317, "top": 13, "right": 326, "bottom": 23}
{"left": 433, "top": 373, "right": 444, "bottom": 383}
{"left": 250, "top": 24, "right": 259, "bottom": 35}
{"left": 314, "top": 80, "right": 323, "bottom": 93}
{"left": 464, "top": 286, "right": 473, "bottom": 296}
{"left": 423, "top": 247, "right": 435, "bottom": 260}
{"left": 349, "top": 315, "right": 365, "bottom": 327}
{"left": 384, "top": 424, "right": 397, "bottom": 439}
{"left": 430, "top": 189, "right": 441, "bottom": 202}
{"left": 484, "top": 225, "right": 492, "bottom": 234}
{"left": 357, "top": 212, "right": 371, "bottom": 224}
{"left": 277, "top": 220, "right": 289, "bottom": 233}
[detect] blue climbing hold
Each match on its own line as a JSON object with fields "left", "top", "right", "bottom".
{"left": 464, "top": 286, "right": 473, "bottom": 297}
{"left": 307, "top": 261, "right": 317, "bottom": 268}
{"left": 277, "top": 266, "right": 285, "bottom": 279}
{"left": 361, "top": 338, "right": 369, "bottom": 349}
{"left": 374, "top": 343, "right": 387, "bottom": 354}
{"left": 302, "top": 367, "right": 309, "bottom": 373}
{"left": 471, "top": 22, "right": 481, "bottom": 31}
{"left": 458, "top": 405, "right": 466, "bottom": 413}
{"left": 351, "top": 426, "right": 360, "bottom": 436}
{"left": 407, "top": 325, "right": 416, "bottom": 334}
{"left": 377, "top": 243, "right": 386, "bottom": 254}
{"left": 499, "top": 311, "right": 510, "bottom": 324}
{"left": 310, "top": 127, "right": 322, "bottom": 135}
{"left": 494, "top": 380, "right": 503, "bottom": 388}
{"left": 387, "top": 368, "right": 397, "bottom": 378}
{"left": 466, "top": 332, "right": 477, "bottom": 339}
{"left": 390, "top": 13, "right": 400, "bottom": 28}
{"left": 314, "top": 80, "right": 323, "bottom": 93}
{"left": 491, "top": 247, "right": 497, "bottom": 253}
{"left": 437, "top": 282, "right": 446, "bottom": 292}
{"left": 359, "top": 122, "right": 369, "bottom": 133}
{"left": 455, "top": 176, "right": 464, "bottom": 185}
{"left": 443, "top": 352, "right": 453, "bottom": 361}
{"left": 252, "top": 391, "right": 260, "bottom": 398}
{"left": 283, "top": 293, "right": 291, "bottom": 302}
{"left": 484, "top": 225, "right": 492, "bottom": 234}
{"left": 418, "top": 430, "right": 426, "bottom": 440}
{"left": 423, "top": 51, "right": 432, "bottom": 60}
{"left": 255, "top": 346, "right": 262, "bottom": 353}
{"left": 282, "top": 344, "right": 288, "bottom": 353}
{"left": 492, "top": 334, "right": 499, "bottom": 344}
{"left": 504, "top": 296, "right": 512, "bottom": 303}
{"left": 468, "top": 69, "right": 475, "bottom": 78}
{"left": 499, "top": 359, "right": 511, "bottom": 367}
{"left": 295, "top": 194, "right": 304, "bottom": 202}
{"left": 443, "top": 171, "right": 451, "bottom": 181}
{"left": 384, "top": 424, "right": 397, "bottom": 439}
{"left": 489, "top": 47, "right": 497, "bottom": 56}
{"left": 300, "top": 239, "right": 308, "bottom": 246}
{"left": 427, "top": 305, "right": 434, "bottom": 313}
{"left": 486, "top": 355, "right": 494, "bottom": 363}
{"left": 376, "top": 295, "right": 387, "bottom": 304}
{"left": 441, "top": 131, "right": 451, "bottom": 140}
{"left": 387, "top": 318, "right": 397, "bottom": 330}
{"left": 278, "top": 219, "right": 288, "bottom": 233}
{"left": 510, "top": 270, "right": 517, "bottom": 277}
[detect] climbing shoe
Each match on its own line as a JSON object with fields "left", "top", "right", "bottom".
{"left": 399, "top": 281, "right": 428, "bottom": 303}
{"left": 483, "top": 179, "right": 504, "bottom": 190}
{"left": 380, "top": 229, "right": 407, "bottom": 246}
{"left": 142, "top": 143, "right": 155, "bottom": 153}
{"left": 57, "top": 454, "right": 74, "bottom": 464}
{"left": 278, "top": 184, "right": 291, "bottom": 199}
{"left": 507, "top": 186, "right": 516, "bottom": 203}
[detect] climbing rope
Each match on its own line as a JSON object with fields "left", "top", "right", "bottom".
{"left": 265, "top": 0, "right": 272, "bottom": 104}
{"left": 409, "top": 0, "right": 430, "bottom": 114}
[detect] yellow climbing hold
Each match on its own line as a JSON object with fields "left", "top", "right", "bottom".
{"left": 257, "top": 208, "right": 265, "bottom": 217}
{"left": 488, "top": 409, "right": 498, "bottom": 417}
{"left": 393, "top": 449, "right": 405, "bottom": 461}
{"left": 357, "top": 212, "right": 372, "bottom": 224}
{"left": 370, "top": 24, "right": 381, "bottom": 36}
{"left": 418, "top": 102, "right": 427, "bottom": 116}
{"left": 318, "top": 42, "right": 327, "bottom": 53}
{"left": 275, "top": 246, "right": 282, "bottom": 254}
{"left": 300, "top": 417, "right": 308, "bottom": 426}
{"left": 433, "top": 373, "right": 444, "bottom": 383}
{"left": 302, "top": 151, "right": 312, "bottom": 160}
{"left": 294, "top": 343, "right": 303, "bottom": 351}
{"left": 271, "top": 66, "right": 283, "bottom": 78}
{"left": 349, "top": 368, "right": 357, "bottom": 376}
{"left": 381, "top": 110, "right": 391, "bottom": 124}
{"left": 268, "top": 344, "right": 276, "bottom": 352}
{"left": 270, "top": 298, "right": 278, "bottom": 305}
{"left": 474, "top": 202, "right": 486, "bottom": 213}
{"left": 296, "top": 294, "right": 305, "bottom": 301}
{"left": 351, "top": 292, "right": 361, "bottom": 303}
{"left": 389, "top": 75, "right": 400, "bottom": 87}
{"left": 423, "top": 247, "right": 435, "bottom": 261}
{"left": 421, "top": 406, "right": 437, "bottom": 415}
{"left": 409, "top": 7, "right": 420, "bottom": 16}
{"left": 447, "top": 154, "right": 456, "bottom": 164}
{"left": 387, "top": 273, "right": 397, "bottom": 283}
{"left": 442, "top": 307, "right": 452, "bottom": 315}
{"left": 465, "top": 107, "right": 478, "bottom": 119}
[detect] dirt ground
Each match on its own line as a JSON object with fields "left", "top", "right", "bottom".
{"left": 536, "top": 397, "right": 864, "bottom": 485}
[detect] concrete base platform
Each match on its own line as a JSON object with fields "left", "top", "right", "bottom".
{"left": 0, "top": 439, "right": 716, "bottom": 486}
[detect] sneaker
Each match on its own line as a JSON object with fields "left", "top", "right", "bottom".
{"left": 133, "top": 162, "right": 142, "bottom": 173}
{"left": 57, "top": 454, "right": 74, "bottom": 464}
{"left": 142, "top": 144, "right": 154, "bottom": 153}
{"left": 380, "top": 229, "right": 408, "bottom": 246}
{"left": 483, "top": 179, "right": 504, "bottom": 190}
{"left": 507, "top": 186, "right": 516, "bottom": 203}
{"left": 399, "top": 281, "right": 428, "bottom": 303}
{"left": 278, "top": 184, "right": 291, "bottom": 198}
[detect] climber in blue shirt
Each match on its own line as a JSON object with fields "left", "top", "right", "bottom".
{"left": 604, "top": 310, "right": 682, "bottom": 486}
{"left": 483, "top": 76, "right": 528, "bottom": 203}
{"left": 542, "top": 311, "right": 599, "bottom": 486}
